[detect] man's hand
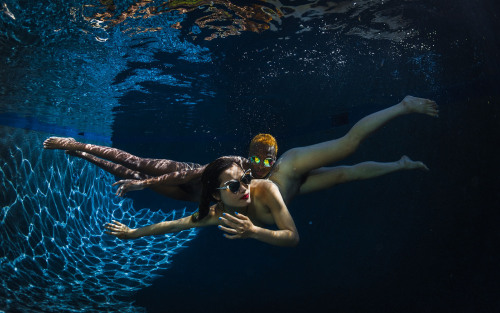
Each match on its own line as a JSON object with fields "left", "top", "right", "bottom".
{"left": 112, "top": 180, "right": 146, "bottom": 196}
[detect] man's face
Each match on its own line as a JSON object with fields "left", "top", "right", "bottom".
{"left": 248, "top": 143, "right": 277, "bottom": 179}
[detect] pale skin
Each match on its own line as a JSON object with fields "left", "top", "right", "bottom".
{"left": 44, "top": 95, "right": 436, "bottom": 247}
{"left": 104, "top": 164, "right": 300, "bottom": 247}
{"left": 248, "top": 95, "right": 438, "bottom": 204}
{"left": 44, "top": 95, "right": 437, "bottom": 204}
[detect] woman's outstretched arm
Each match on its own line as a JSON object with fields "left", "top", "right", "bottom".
{"left": 104, "top": 212, "right": 218, "bottom": 239}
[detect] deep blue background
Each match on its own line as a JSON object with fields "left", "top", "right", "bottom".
{"left": 106, "top": 1, "right": 500, "bottom": 312}
{"left": 1, "top": 0, "right": 498, "bottom": 312}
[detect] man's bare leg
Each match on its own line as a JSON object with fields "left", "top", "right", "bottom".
{"left": 278, "top": 96, "right": 438, "bottom": 178}
{"left": 43, "top": 137, "right": 202, "bottom": 176}
{"left": 298, "top": 156, "right": 429, "bottom": 195}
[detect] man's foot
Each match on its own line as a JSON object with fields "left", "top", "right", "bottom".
{"left": 43, "top": 137, "right": 79, "bottom": 150}
{"left": 400, "top": 95, "right": 439, "bottom": 117}
{"left": 399, "top": 155, "right": 429, "bottom": 171}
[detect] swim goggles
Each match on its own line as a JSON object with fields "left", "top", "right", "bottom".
{"left": 217, "top": 169, "right": 253, "bottom": 193}
{"left": 249, "top": 156, "right": 275, "bottom": 167}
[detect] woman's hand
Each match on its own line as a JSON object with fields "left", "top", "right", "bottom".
{"left": 112, "top": 179, "right": 146, "bottom": 196}
{"left": 104, "top": 220, "right": 137, "bottom": 239}
{"left": 218, "top": 213, "right": 257, "bottom": 239}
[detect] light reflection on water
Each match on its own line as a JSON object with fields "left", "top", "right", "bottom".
{"left": 0, "top": 0, "right": 211, "bottom": 138}
{"left": 0, "top": 0, "right": 437, "bottom": 138}
{"left": 80, "top": 0, "right": 423, "bottom": 41}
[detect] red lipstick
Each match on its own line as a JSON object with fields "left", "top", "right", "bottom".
{"left": 241, "top": 193, "right": 249, "bottom": 200}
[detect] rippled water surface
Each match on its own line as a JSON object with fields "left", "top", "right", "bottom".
{"left": 1, "top": 0, "right": 498, "bottom": 312}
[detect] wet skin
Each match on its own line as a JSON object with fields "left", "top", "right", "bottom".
{"left": 248, "top": 143, "right": 276, "bottom": 179}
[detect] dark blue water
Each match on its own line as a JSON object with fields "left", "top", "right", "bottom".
{"left": 1, "top": 1, "right": 499, "bottom": 312}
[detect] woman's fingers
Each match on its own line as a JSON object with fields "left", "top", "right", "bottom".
{"left": 220, "top": 213, "right": 247, "bottom": 226}
{"left": 224, "top": 212, "right": 247, "bottom": 221}
{"left": 219, "top": 213, "right": 253, "bottom": 240}
{"left": 104, "top": 220, "right": 123, "bottom": 231}
{"left": 219, "top": 215, "right": 240, "bottom": 229}
{"left": 104, "top": 224, "right": 118, "bottom": 231}
{"left": 109, "top": 220, "right": 123, "bottom": 227}
{"left": 223, "top": 233, "right": 240, "bottom": 239}
{"left": 219, "top": 225, "right": 242, "bottom": 239}
{"left": 218, "top": 225, "right": 237, "bottom": 234}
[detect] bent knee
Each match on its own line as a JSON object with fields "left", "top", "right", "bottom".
{"left": 334, "top": 168, "right": 352, "bottom": 182}
{"left": 340, "top": 134, "right": 361, "bottom": 155}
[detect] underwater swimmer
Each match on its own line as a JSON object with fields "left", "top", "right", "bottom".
{"left": 44, "top": 95, "right": 437, "bottom": 203}
{"left": 112, "top": 95, "right": 437, "bottom": 204}
{"left": 247, "top": 96, "right": 437, "bottom": 204}
{"left": 43, "top": 136, "right": 240, "bottom": 202}
{"left": 104, "top": 157, "right": 299, "bottom": 247}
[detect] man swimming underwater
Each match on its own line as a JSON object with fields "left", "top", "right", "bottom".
{"left": 44, "top": 95, "right": 437, "bottom": 204}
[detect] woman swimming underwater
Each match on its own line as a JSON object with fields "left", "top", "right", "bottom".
{"left": 44, "top": 95, "right": 437, "bottom": 205}
{"left": 104, "top": 156, "right": 299, "bottom": 247}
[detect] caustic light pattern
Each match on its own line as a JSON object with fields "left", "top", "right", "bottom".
{"left": 0, "top": 128, "right": 198, "bottom": 313}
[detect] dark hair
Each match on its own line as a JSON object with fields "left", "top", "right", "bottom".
{"left": 193, "top": 156, "right": 247, "bottom": 222}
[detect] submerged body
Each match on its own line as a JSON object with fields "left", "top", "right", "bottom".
{"left": 248, "top": 95, "right": 437, "bottom": 204}
{"left": 105, "top": 158, "right": 299, "bottom": 247}
{"left": 44, "top": 95, "right": 437, "bottom": 205}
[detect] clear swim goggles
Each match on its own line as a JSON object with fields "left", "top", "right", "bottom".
{"left": 249, "top": 156, "right": 275, "bottom": 167}
{"left": 216, "top": 169, "right": 253, "bottom": 193}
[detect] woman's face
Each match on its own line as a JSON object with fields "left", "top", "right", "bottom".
{"left": 217, "top": 164, "right": 252, "bottom": 208}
